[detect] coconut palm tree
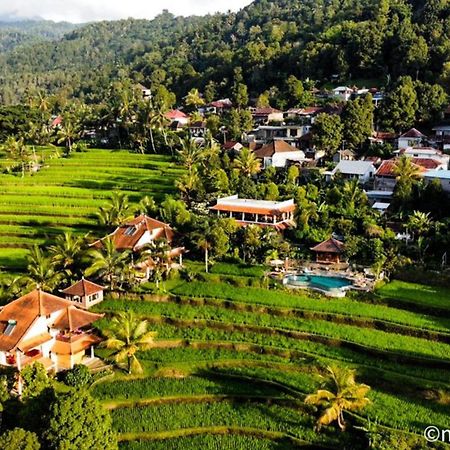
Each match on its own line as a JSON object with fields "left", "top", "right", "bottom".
{"left": 1, "top": 136, "right": 32, "bottom": 177}
{"left": 25, "top": 246, "right": 63, "bottom": 291}
{"left": 49, "top": 232, "right": 86, "bottom": 282}
{"left": 86, "top": 238, "right": 131, "bottom": 290}
{"left": 137, "top": 239, "right": 172, "bottom": 290}
{"left": 185, "top": 88, "right": 205, "bottom": 110}
{"left": 305, "top": 366, "right": 371, "bottom": 431}
{"left": 393, "top": 156, "right": 422, "bottom": 183}
{"left": 57, "top": 118, "right": 79, "bottom": 155}
{"left": 233, "top": 148, "right": 261, "bottom": 178}
{"left": 177, "top": 138, "right": 204, "bottom": 175}
{"left": 101, "top": 311, "right": 157, "bottom": 374}
{"left": 96, "top": 192, "right": 133, "bottom": 228}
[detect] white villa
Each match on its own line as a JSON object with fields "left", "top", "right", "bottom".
{"left": 329, "top": 160, "right": 376, "bottom": 184}
{"left": 253, "top": 140, "right": 306, "bottom": 168}
{"left": 0, "top": 289, "right": 103, "bottom": 376}
{"left": 210, "top": 195, "right": 296, "bottom": 230}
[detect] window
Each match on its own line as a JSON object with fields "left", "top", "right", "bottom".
{"left": 4, "top": 320, "right": 16, "bottom": 336}
{"left": 124, "top": 226, "right": 137, "bottom": 236}
{"left": 90, "top": 293, "right": 99, "bottom": 302}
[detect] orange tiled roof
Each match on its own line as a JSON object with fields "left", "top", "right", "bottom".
{"left": 52, "top": 306, "right": 103, "bottom": 331}
{"left": 400, "top": 128, "right": 426, "bottom": 138}
{"left": 94, "top": 215, "right": 176, "bottom": 251}
{"left": 0, "top": 290, "right": 74, "bottom": 352}
{"left": 254, "top": 140, "right": 300, "bottom": 158}
{"left": 62, "top": 278, "right": 104, "bottom": 297}
{"left": 310, "top": 238, "right": 345, "bottom": 254}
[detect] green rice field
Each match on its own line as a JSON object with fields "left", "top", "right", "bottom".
{"left": 0, "top": 147, "right": 181, "bottom": 271}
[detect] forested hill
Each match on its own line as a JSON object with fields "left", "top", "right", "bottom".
{"left": 0, "top": 0, "right": 449, "bottom": 104}
{"left": 0, "top": 20, "right": 79, "bottom": 54}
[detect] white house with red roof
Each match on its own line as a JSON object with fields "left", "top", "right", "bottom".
{"left": 253, "top": 140, "right": 306, "bottom": 168}
{"left": 399, "top": 147, "right": 449, "bottom": 169}
{"left": 62, "top": 278, "right": 104, "bottom": 309}
{"left": 398, "top": 128, "right": 426, "bottom": 149}
{"left": 250, "top": 107, "right": 284, "bottom": 125}
{"left": 165, "top": 110, "right": 189, "bottom": 126}
{"left": 0, "top": 289, "right": 103, "bottom": 377}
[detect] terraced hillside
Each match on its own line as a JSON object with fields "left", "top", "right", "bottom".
{"left": 91, "top": 267, "right": 450, "bottom": 449}
{"left": 0, "top": 148, "right": 181, "bottom": 272}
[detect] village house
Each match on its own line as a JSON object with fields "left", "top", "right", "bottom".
{"left": 136, "top": 83, "right": 152, "bottom": 100}
{"left": 374, "top": 158, "right": 440, "bottom": 191}
{"left": 423, "top": 170, "right": 450, "bottom": 194}
{"left": 432, "top": 125, "right": 450, "bottom": 151}
{"left": 165, "top": 109, "right": 189, "bottom": 126}
{"left": 0, "top": 289, "right": 103, "bottom": 376}
{"left": 94, "top": 214, "right": 184, "bottom": 256}
{"left": 284, "top": 107, "right": 324, "bottom": 125}
{"left": 253, "top": 140, "right": 306, "bottom": 168}
{"left": 397, "top": 128, "right": 426, "bottom": 149}
{"left": 93, "top": 215, "right": 185, "bottom": 279}
{"left": 204, "top": 98, "right": 233, "bottom": 115}
{"left": 368, "top": 131, "right": 398, "bottom": 146}
{"left": 246, "top": 124, "right": 310, "bottom": 146}
{"left": 329, "top": 160, "right": 376, "bottom": 184}
{"left": 250, "top": 107, "right": 284, "bottom": 125}
{"left": 210, "top": 195, "right": 296, "bottom": 230}
{"left": 310, "top": 238, "right": 346, "bottom": 264}
{"left": 399, "top": 147, "right": 449, "bottom": 169}
{"left": 188, "top": 121, "right": 207, "bottom": 139}
{"left": 332, "top": 86, "right": 353, "bottom": 102}
{"left": 222, "top": 141, "right": 244, "bottom": 153}
{"left": 61, "top": 278, "right": 104, "bottom": 309}
{"left": 333, "top": 149, "right": 356, "bottom": 163}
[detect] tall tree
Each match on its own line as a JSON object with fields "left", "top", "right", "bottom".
{"left": 101, "top": 311, "right": 157, "bottom": 374}
{"left": 305, "top": 366, "right": 371, "bottom": 431}
{"left": 312, "top": 114, "right": 343, "bottom": 158}
{"left": 233, "top": 147, "right": 261, "bottom": 178}
{"left": 44, "top": 391, "right": 117, "bottom": 450}
{"left": 342, "top": 94, "right": 374, "bottom": 150}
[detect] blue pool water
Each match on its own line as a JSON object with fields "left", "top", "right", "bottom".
{"left": 285, "top": 274, "right": 352, "bottom": 291}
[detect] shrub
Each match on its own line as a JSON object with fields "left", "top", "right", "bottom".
{"left": 0, "top": 428, "right": 40, "bottom": 450}
{"left": 62, "top": 364, "right": 92, "bottom": 388}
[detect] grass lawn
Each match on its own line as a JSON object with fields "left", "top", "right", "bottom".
{"left": 377, "top": 280, "right": 450, "bottom": 311}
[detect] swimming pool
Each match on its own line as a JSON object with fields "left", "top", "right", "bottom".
{"left": 283, "top": 274, "right": 353, "bottom": 296}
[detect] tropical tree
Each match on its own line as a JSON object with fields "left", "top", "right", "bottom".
{"left": 49, "top": 232, "right": 86, "bottom": 282}
{"left": 393, "top": 156, "right": 422, "bottom": 183}
{"left": 176, "top": 138, "right": 204, "bottom": 175}
{"left": 137, "top": 239, "right": 172, "bottom": 290}
{"left": 100, "top": 311, "right": 157, "bottom": 374}
{"left": 44, "top": 391, "right": 117, "bottom": 450}
{"left": 312, "top": 114, "right": 343, "bottom": 159}
{"left": 86, "top": 238, "right": 131, "bottom": 289}
{"left": 97, "top": 192, "right": 133, "bottom": 228}
{"left": 1, "top": 136, "right": 32, "bottom": 177}
{"left": 406, "top": 211, "right": 432, "bottom": 239}
{"left": 56, "top": 117, "right": 79, "bottom": 155}
{"left": 185, "top": 88, "right": 205, "bottom": 110}
{"left": 305, "top": 366, "right": 371, "bottom": 431}
{"left": 25, "top": 246, "right": 62, "bottom": 291}
{"left": 233, "top": 147, "right": 261, "bottom": 178}
{"left": 0, "top": 428, "right": 40, "bottom": 450}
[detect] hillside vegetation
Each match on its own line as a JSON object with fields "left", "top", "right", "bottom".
{"left": 0, "top": 0, "right": 448, "bottom": 103}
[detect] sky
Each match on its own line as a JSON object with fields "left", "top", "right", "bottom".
{"left": 0, "top": 0, "right": 253, "bottom": 23}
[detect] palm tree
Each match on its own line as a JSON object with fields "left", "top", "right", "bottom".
{"left": 101, "top": 311, "right": 157, "bottom": 374}
{"left": 176, "top": 170, "right": 201, "bottom": 207}
{"left": 233, "top": 148, "right": 261, "bottom": 178}
{"left": 177, "top": 138, "right": 204, "bottom": 174}
{"left": 137, "top": 240, "right": 172, "bottom": 290}
{"left": 86, "top": 238, "right": 131, "bottom": 289}
{"left": 305, "top": 366, "right": 371, "bottom": 431}
{"left": 407, "top": 211, "right": 431, "bottom": 239}
{"left": 393, "top": 156, "right": 422, "bottom": 184}
{"left": 57, "top": 118, "right": 79, "bottom": 155}
{"left": 25, "top": 246, "right": 62, "bottom": 291}
{"left": 185, "top": 88, "right": 205, "bottom": 110}
{"left": 96, "top": 192, "right": 133, "bottom": 228}
{"left": 49, "top": 232, "right": 86, "bottom": 282}
{"left": 1, "top": 136, "right": 32, "bottom": 177}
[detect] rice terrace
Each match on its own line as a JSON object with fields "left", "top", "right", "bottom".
{"left": 0, "top": 0, "right": 449, "bottom": 448}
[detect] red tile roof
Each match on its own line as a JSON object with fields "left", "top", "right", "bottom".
{"left": 372, "top": 131, "right": 397, "bottom": 140}
{"left": 0, "top": 290, "right": 95, "bottom": 352}
{"left": 61, "top": 279, "right": 104, "bottom": 297}
{"left": 165, "top": 110, "right": 188, "bottom": 120}
{"left": 400, "top": 128, "right": 426, "bottom": 138}
{"left": 411, "top": 158, "right": 441, "bottom": 169}
{"left": 254, "top": 140, "right": 300, "bottom": 158}
{"left": 253, "top": 107, "right": 281, "bottom": 116}
{"left": 310, "top": 238, "right": 345, "bottom": 254}
{"left": 376, "top": 158, "right": 430, "bottom": 177}
{"left": 94, "top": 215, "right": 176, "bottom": 251}
{"left": 52, "top": 306, "right": 103, "bottom": 331}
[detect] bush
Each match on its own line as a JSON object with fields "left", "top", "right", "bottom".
{"left": 62, "top": 364, "right": 92, "bottom": 388}
{"left": 0, "top": 428, "right": 40, "bottom": 450}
